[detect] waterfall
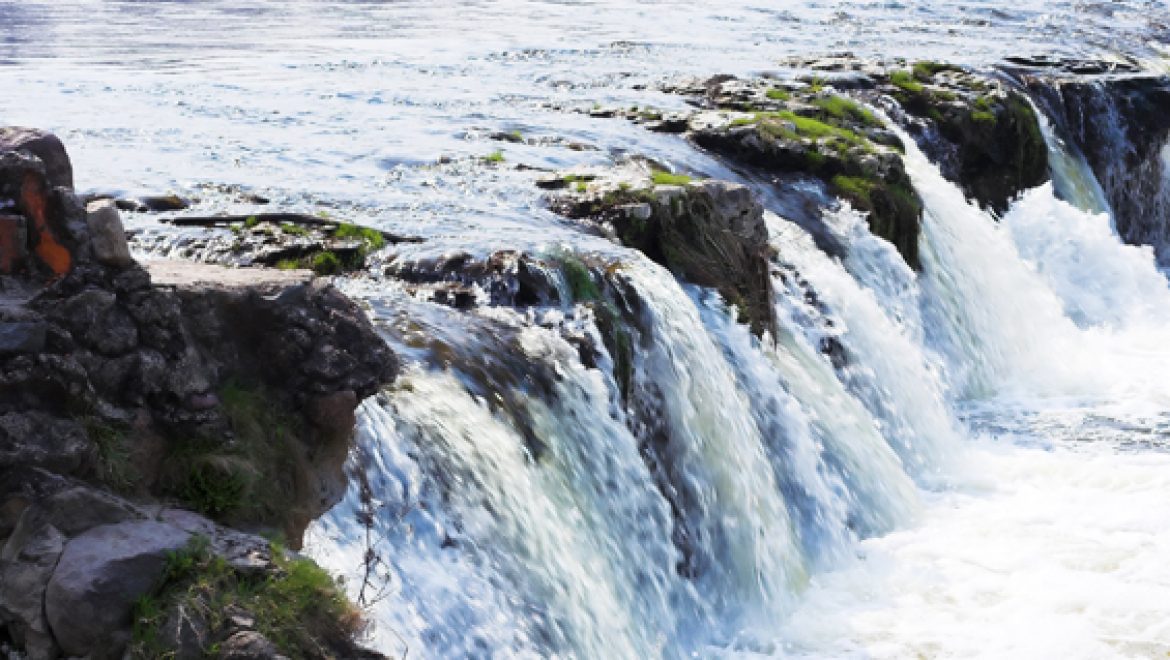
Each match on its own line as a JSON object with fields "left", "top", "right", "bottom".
{"left": 303, "top": 83, "right": 1170, "bottom": 659}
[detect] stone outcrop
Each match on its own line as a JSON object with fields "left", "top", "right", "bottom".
{"left": 548, "top": 165, "right": 778, "bottom": 338}
{"left": 668, "top": 74, "right": 925, "bottom": 268}
{"left": 0, "top": 130, "right": 395, "bottom": 659}
{"left": 867, "top": 61, "right": 1049, "bottom": 214}
{"left": 1019, "top": 68, "right": 1170, "bottom": 263}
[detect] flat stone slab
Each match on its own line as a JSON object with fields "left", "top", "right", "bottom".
{"left": 144, "top": 259, "right": 313, "bottom": 289}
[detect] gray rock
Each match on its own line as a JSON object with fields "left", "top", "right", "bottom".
{"left": 0, "top": 127, "right": 73, "bottom": 190}
{"left": 0, "top": 322, "right": 46, "bottom": 356}
{"left": 85, "top": 200, "right": 134, "bottom": 268}
{"left": 0, "top": 413, "right": 92, "bottom": 474}
{"left": 0, "top": 523, "right": 64, "bottom": 660}
{"left": 44, "top": 520, "right": 191, "bottom": 656}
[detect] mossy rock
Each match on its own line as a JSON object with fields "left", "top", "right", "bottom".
{"left": 687, "top": 88, "right": 923, "bottom": 269}
{"left": 877, "top": 64, "right": 1049, "bottom": 213}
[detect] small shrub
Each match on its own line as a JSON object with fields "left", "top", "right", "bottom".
{"left": 244, "top": 215, "right": 260, "bottom": 229}
{"left": 484, "top": 149, "right": 505, "bottom": 164}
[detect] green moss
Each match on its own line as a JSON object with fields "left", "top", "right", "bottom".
{"left": 130, "top": 536, "right": 363, "bottom": 660}
{"left": 831, "top": 175, "right": 877, "bottom": 206}
{"left": 333, "top": 222, "right": 385, "bottom": 250}
{"left": 650, "top": 170, "right": 694, "bottom": 186}
{"left": 562, "top": 256, "right": 600, "bottom": 301}
{"left": 484, "top": 149, "right": 505, "bottom": 164}
{"left": 279, "top": 222, "right": 310, "bottom": 237}
{"left": 166, "top": 381, "right": 302, "bottom": 524}
{"left": 812, "top": 95, "right": 880, "bottom": 127}
{"left": 912, "top": 60, "right": 957, "bottom": 80}
{"left": 808, "top": 76, "right": 825, "bottom": 93}
{"left": 275, "top": 259, "right": 302, "bottom": 270}
{"left": 765, "top": 88, "right": 791, "bottom": 101}
{"left": 970, "top": 110, "right": 997, "bottom": 124}
{"left": 890, "top": 70, "right": 924, "bottom": 94}
{"left": 575, "top": 181, "right": 588, "bottom": 193}
{"left": 244, "top": 215, "right": 260, "bottom": 229}
{"left": 177, "top": 459, "right": 248, "bottom": 517}
{"left": 311, "top": 251, "right": 342, "bottom": 275}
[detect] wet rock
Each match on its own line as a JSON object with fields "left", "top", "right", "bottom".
{"left": 44, "top": 520, "right": 192, "bottom": 655}
{"left": 874, "top": 62, "right": 1049, "bottom": 214}
{"left": 551, "top": 169, "right": 778, "bottom": 336}
{"left": 0, "top": 128, "right": 72, "bottom": 191}
{"left": 667, "top": 74, "right": 923, "bottom": 267}
{"left": 138, "top": 194, "right": 191, "bottom": 212}
{"left": 85, "top": 200, "right": 133, "bottom": 268}
{"left": 390, "top": 249, "right": 564, "bottom": 309}
{"left": 1023, "top": 72, "right": 1170, "bottom": 263}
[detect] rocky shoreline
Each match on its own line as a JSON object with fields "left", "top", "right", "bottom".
{"left": 0, "top": 130, "right": 396, "bottom": 658}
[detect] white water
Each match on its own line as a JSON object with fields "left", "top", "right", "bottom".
{"left": 299, "top": 102, "right": 1170, "bottom": 658}
{"left": 770, "top": 128, "right": 1170, "bottom": 659}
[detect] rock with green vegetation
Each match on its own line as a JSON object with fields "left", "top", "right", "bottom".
{"left": 0, "top": 136, "right": 395, "bottom": 660}
{"left": 680, "top": 76, "right": 922, "bottom": 268}
{"left": 872, "top": 61, "right": 1049, "bottom": 214}
{"left": 549, "top": 166, "right": 778, "bottom": 337}
{"left": 132, "top": 213, "right": 412, "bottom": 276}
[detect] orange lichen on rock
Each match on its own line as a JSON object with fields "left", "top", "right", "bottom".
{"left": 20, "top": 170, "right": 72, "bottom": 276}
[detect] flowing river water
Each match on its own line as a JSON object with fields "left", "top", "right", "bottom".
{"left": 3, "top": 2, "right": 1170, "bottom": 658}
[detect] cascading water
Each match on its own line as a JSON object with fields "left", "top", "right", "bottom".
{"left": 304, "top": 93, "right": 1170, "bottom": 659}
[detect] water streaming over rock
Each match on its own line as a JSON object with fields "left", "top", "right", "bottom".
{"left": 6, "top": 2, "right": 1170, "bottom": 656}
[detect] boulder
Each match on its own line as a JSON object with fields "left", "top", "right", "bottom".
{"left": 86, "top": 199, "right": 134, "bottom": 268}
{"left": 552, "top": 173, "right": 778, "bottom": 337}
{"left": 0, "top": 522, "right": 65, "bottom": 660}
{"left": 0, "top": 127, "right": 73, "bottom": 190}
{"left": 44, "top": 520, "right": 192, "bottom": 656}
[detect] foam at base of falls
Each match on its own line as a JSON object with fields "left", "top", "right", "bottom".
{"left": 776, "top": 439, "right": 1170, "bottom": 660}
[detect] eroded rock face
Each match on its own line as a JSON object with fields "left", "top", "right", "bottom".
{"left": 1023, "top": 72, "right": 1170, "bottom": 262}
{"left": 872, "top": 63, "right": 1049, "bottom": 214}
{"left": 678, "top": 74, "right": 924, "bottom": 268}
{"left": 550, "top": 169, "right": 778, "bottom": 337}
{"left": 0, "top": 128, "right": 394, "bottom": 658}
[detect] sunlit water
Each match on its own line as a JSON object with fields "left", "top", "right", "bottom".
{"left": 4, "top": 2, "right": 1170, "bottom": 658}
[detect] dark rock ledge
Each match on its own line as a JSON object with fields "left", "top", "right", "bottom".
{"left": 0, "top": 128, "right": 396, "bottom": 659}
